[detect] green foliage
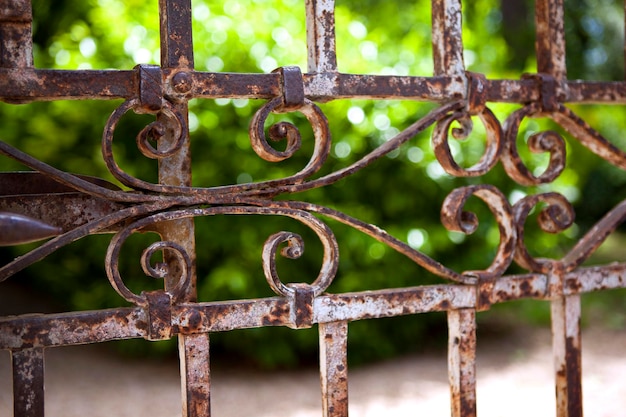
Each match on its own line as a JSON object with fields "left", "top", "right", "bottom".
{"left": 1, "top": 0, "right": 625, "bottom": 367}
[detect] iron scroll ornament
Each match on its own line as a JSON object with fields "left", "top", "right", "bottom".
{"left": 2, "top": 95, "right": 626, "bottom": 298}
{"left": 0, "top": 99, "right": 481, "bottom": 292}
{"left": 501, "top": 102, "right": 626, "bottom": 186}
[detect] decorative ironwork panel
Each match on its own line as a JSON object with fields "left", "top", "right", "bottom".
{"left": 0, "top": 0, "right": 625, "bottom": 416}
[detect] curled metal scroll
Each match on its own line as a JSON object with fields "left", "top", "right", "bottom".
{"left": 440, "top": 185, "right": 516, "bottom": 280}
{"left": 106, "top": 216, "right": 193, "bottom": 305}
{"left": 106, "top": 217, "right": 193, "bottom": 305}
{"left": 5, "top": 83, "right": 626, "bottom": 297}
{"left": 432, "top": 107, "right": 503, "bottom": 177}
{"left": 261, "top": 209, "right": 338, "bottom": 297}
{"left": 104, "top": 204, "right": 339, "bottom": 302}
{"left": 248, "top": 97, "right": 331, "bottom": 186}
{"left": 502, "top": 102, "right": 626, "bottom": 186}
{"left": 102, "top": 98, "right": 190, "bottom": 194}
{"left": 512, "top": 192, "right": 575, "bottom": 273}
{"left": 502, "top": 102, "right": 567, "bottom": 186}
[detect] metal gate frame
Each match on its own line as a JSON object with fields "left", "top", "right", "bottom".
{"left": 1, "top": 0, "right": 626, "bottom": 416}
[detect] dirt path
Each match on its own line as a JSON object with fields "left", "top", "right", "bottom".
{"left": 1, "top": 322, "right": 625, "bottom": 417}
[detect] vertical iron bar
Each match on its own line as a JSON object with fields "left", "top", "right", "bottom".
{"left": 448, "top": 309, "right": 477, "bottom": 417}
{"left": 431, "top": 0, "right": 465, "bottom": 78}
{"left": 319, "top": 321, "right": 348, "bottom": 417}
{"left": 158, "top": 1, "right": 207, "bottom": 416}
{"left": 551, "top": 294, "right": 583, "bottom": 417}
{"left": 535, "top": 0, "right": 566, "bottom": 79}
{"left": 180, "top": 334, "right": 211, "bottom": 417}
{"left": 12, "top": 347, "right": 44, "bottom": 417}
{"left": 157, "top": 0, "right": 196, "bottom": 298}
{"left": 305, "top": 0, "right": 337, "bottom": 73}
{"left": 0, "top": 0, "right": 33, "bottom": 68}
{"left": 159, "top": 0, "right": 194, "bottom": 69}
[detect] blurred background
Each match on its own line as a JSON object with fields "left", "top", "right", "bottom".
{"left": 1, "top": 0, "right": 625, "bottom": 368}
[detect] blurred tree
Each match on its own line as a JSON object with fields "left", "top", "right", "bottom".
{"left": 0, "top": 0, "right": 625, "bottom": 367}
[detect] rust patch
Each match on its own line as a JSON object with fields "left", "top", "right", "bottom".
{"left": 262, "top": 303, "right": 289, "bottom": 326}
{"left": 565, "top": 277, "right": 582, "bottom": 293}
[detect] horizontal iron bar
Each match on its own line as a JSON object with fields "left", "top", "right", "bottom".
{"left": 0, "top": 69, "right": 136, "bottom": 101}
{"left": 2, "top": 68, "right": 626, "bottom": 104}
{"left": 0, "top": 308, "right": 146, "bottom": 349}
{"left": 1, "top": 262, "right": 624, "bottom": 349}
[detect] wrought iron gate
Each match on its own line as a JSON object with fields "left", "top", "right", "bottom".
{"left": 1, "top": 0, "right": 625, "bottom": 416}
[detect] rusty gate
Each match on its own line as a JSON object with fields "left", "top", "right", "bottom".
{"left": 1, "top": 0, "right": 626, "bottom": 416}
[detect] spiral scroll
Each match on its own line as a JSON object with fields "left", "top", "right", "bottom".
{"left": 501, "top": 103, "right": 567, "bottom": 186}
{"left": 440, "top": 185, "right": 516, "bottom": 280}
{"left": 432, "top": 107, "right": 503, "bottom": 177}
{"left": 512, "top": 192, "right": 575, "bottom": 273}
{"left": 102, "top": 204, "right": 339, "bottom": 303}
{"left": 102, "top": 98, "right": 190, "bottom": 194}
{"left": 260, "top": 208, "right": 338, "bottom": 297}
{"left": 106, "top": 215, "right": 193, "bottom": 305}
{"left": 248, "top": 97, "right": 331, "bottom": 185}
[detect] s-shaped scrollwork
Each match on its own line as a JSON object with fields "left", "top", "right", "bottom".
{"left": 248, "top": 97, "right": 332, "bottom": 188}
{"left": 102, "top": 98, "right": 190, "bottom": 194}
{"left": 512, "top": 192, "right": 575, "bottom": 273}
{"left": 440, "top": 185, "right": 516, "bottom": 280}
{"left": 432, "top": 106, "right": 503, "bottom": 177}
{"left": 104, "top": 204, "right": 339, "bottom": 303}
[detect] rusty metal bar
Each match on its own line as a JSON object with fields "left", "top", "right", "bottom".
{"left": 179, "top": 333, "right": 211, "bottom": 417}
{"left": 11, "top": 347, "right": 44, "bottom": 417}
{"left": 159, "top": 0, "right": 194, "bottom": 69}
{"left": 431, "top": 0, "right": 465, "bottom": 100}
{"left": 157, "top": 0, "right": 196, "bottom": 299}
{"left": 174, "top": 298, "right": 292, "bottom": 334}
{"left": 2, "top": 263, "right": 626, "bottom": 350}
{"left": 157, "top": 2, "right": 208, "bottom": 417}
{"left": 5, "top": 69, "right": 626, "bottom": 104}
{"left": 0, "top": 69, "right": 136, "bottom": 102}
{"left": 319, "top": 321, "right": 348, "bottom": 417}
{"left": 0, "top": 0, "right": 33, "bottom": 68}
{"left": 306, "top": 73, "right": 455, "bottom": 101}
{"left": 448, "top": 308, "right": 477, "bottom": 417}
{"left": 535, "top": 0, "right": 566, "bottom": 80}
{"left": 552, "top": 294, "right": 583, "bottom": 417}
{"left": 306, "top": 0, "right": 337, "bottom": 74}
{"left": 0, "top": 308, "right": 146, "bottom": 349}
{"left": 314, "top": 284, "right": 474, "bottom": 322}
{"left": 0, "top": 194, "right": 123, "bottom": 234}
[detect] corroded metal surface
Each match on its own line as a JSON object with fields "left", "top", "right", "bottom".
{"left": 1, "top": 1, "right": 626, "bottom": 417}
{"left": 448, "top": 309, "right": 477, "bottom": 417}
{"left": 552, "top": 294, "right": 583, "bottom": 417}
{"left": 11, "top": 348, "right": 44, "bottom": 417}
{"left": 306, "top": 0, "right": 337, "bottom": 74}
{"left": 319, "top": 321, "right": 348, "bottom": 417}
{"left": 0, "top": 0, "right": 33, "bottom": 68}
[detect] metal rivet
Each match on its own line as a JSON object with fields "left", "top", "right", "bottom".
{"left": 172, "top": 71, "right": 192, "bottom": 94}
